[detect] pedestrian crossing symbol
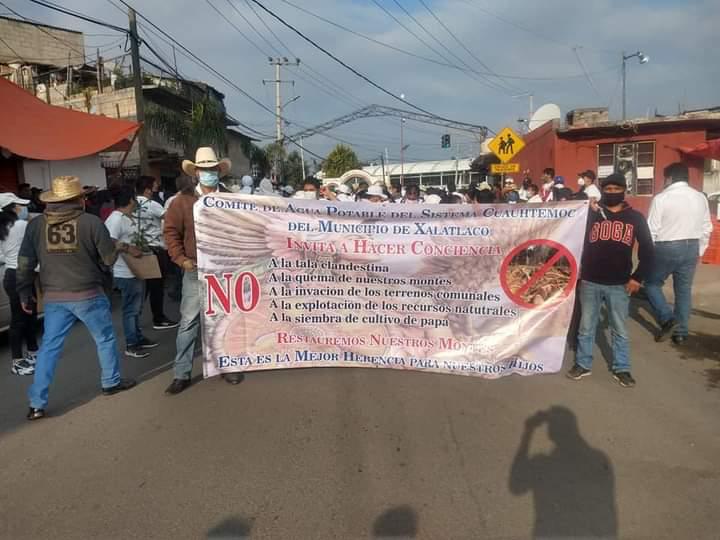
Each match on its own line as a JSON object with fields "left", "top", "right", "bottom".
{"left": 488, "top": 126, "right": 525, "bottom": 163}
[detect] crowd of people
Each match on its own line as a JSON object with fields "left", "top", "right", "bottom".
{"left": 0, "top": 144, "right": 713, "bottom": 420}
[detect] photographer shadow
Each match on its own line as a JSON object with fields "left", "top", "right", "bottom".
{"left": 509, "top": 407, "right": 618, "bottom": 539}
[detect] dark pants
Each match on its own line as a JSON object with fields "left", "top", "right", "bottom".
{"left": 146, "top": 247, "right": 170, "bottom": 323}
{"left": 3, "top": 268, "right": 38, "bottom": 359}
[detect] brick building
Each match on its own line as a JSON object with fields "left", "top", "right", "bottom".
{"left": 515, "top": 107, "right": 720, "bottom": 214}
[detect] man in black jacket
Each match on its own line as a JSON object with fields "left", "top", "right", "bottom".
{"left": 567, "top": 173, "right": 654, "bottom": 387}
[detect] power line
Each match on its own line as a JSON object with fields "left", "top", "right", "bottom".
{"left": 275, "top": 0, "right": 615, "bottom": 82}
{"left": 572, "top": 46, "right": 602, "bottom": 99}
{"left": 25, "top": 0, "right": 128, "bottom": 34}
{"left": 388, "top": 0, "right": 511, "bottom": 94}
{"left": 415, "top": 0, "right": 522, "bottom": 93}
{"left": 246, "top": 0, "right": 464, "bottom": 120}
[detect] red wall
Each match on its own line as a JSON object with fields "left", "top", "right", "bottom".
{"left": 515, "top": 123, "right": 707, "bottom": 216}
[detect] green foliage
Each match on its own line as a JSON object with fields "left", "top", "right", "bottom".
{"left": 322, "top": 144, "right": 360, "bottom": 178}
{"left": 284, "top": 151, "right": 306, "bottom": 188}
{"left": 146, "top": 96, "right": 227, "bottom": 156}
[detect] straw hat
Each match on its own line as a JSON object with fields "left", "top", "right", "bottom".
{"left": 365, "top": 184, "right": 388, "bottom": 199}
{"left": 40, "top": 176, "right": 84, "bottom": 203}
{"left": 181, "top": 147, "right": 231, "bottom": 178}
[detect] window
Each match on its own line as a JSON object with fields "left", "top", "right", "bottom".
{"left": 596, "top": 141, "right": 656, "bottom": 196}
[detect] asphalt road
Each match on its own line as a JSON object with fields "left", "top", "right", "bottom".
{"left": 0, "top": 268, "right": 719, "bottom": 539}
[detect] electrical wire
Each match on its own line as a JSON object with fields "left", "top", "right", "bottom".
{"left": 388, "top": 0, "right": 512, "bottom": 94}
{"left": 573, "top": 46, "right": 602, "bottom": 99}
{"left": 415, "top": 0, "right": 522, "bottom": 93}
{"left": 25, "top": 0, "right": 128, "bottom": 34}
{"left": 275, "top": 0, "right": 615, "bottom": 82}
{"left": 246, "top": 0, "right": 466, "bottom": 121}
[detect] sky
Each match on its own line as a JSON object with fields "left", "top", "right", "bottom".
{"left": 5, "top": 0, "right": 719, "bottom": 166}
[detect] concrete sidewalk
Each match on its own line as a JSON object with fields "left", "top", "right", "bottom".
{"left": 0, "top": 266, "right": 718, "bottom": 539}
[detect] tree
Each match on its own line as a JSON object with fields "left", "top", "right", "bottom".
{"left": 284, "top": 150, "right": 306, "bottom": 188}
{"left": 322, "top": 144, "right": 360, "bottom": 178}
{"left": 146, "top": 96, "right": 227, "bottom": 157}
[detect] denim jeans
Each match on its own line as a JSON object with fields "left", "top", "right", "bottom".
{"left": 173, "top": 270, "right": 201, "bottom": 380}
{"left": 644, "top": 239, "right": 699, "bottom": 338}
{"left": 115, "top": 277, "right": 145, "bottom": 347}
{"left": 575, "top": 280, "right": 631, "bottom": 373}
{"left": 28, "top": 295, "right": 121, "bottom": 409}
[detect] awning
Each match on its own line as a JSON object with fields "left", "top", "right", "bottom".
{"left": 679, "top": 139, "right": 720, "bottom": 160}
{"left": 0, "top": 77, "right": 140, "bottom": 160}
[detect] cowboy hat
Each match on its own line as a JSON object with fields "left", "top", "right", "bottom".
{"left": 364, "top": 184, "right": 388, "bottom": 199}
{"left": 40, "top": 176, "right": 84, "bottom": 203}
{"left": 181, "top": 147, "right": 231, "bottom": 178}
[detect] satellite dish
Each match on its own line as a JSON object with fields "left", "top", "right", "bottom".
{"left": 529, "top": 103, "right": 561, "bottom": 131}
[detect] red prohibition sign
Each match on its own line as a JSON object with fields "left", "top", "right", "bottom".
{"left": 499, "top": 239, "right": 578, "bottom": 309}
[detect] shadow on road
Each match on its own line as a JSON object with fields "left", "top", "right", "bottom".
{"left": 207, "top": 516, "right": 253, "bottom": 539}
{"left": 372, "top": 505, "right": 418, "bottom": 539}
{"left": 672, "top": 331, "right": 720, "bottom": 389}
{"left": 509, "top": 407, "right": 618, "bottom": 539}
{"left": 629, "top": 298, "right": 659, "bottom": 336}
{"left": 690, "top": 308, "right": 720, "bottom": 320}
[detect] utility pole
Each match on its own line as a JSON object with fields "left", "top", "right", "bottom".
{"left": 128, "top": 7, "right": 149, "bottom": 175}
{"left": 264, "top": 57, "right": 300, "bottom": 144}
{"left": 300, "top": 135, "right": 306, "bottom": 179}
{"left": 622, "top": 50, "right": 649, "bottom": 120}
{"left": 400, "top": 93, "right": 406, "bottom": 187}
{"left": 96, "top": 48, "right": 103, "bottom": 95}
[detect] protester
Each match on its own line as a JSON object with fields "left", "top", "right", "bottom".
{"left": 105, "top": 185, "right": 158, "bottom": 358}
{"left": 526, "top": 184, "right": 542, "bottom": 203}
{"left": 336, "top": 183, "right": 354, "bottom": 202}
{"left": 255, "top": 177, "right": 278, "bottom": 196}
{"left": 540, "top": 168, "right": 555, "bottom": 201}
{"left": 0, "top": 193, "right": 38, "bottom": 376}
{"left": 360, "top": 184, "right": 389, "bottom": 203}
{"left": 645, "top": 162, "right": 714, "bottom": 344}
{"left": 401, "top": 184, "right": 423, "bottom": 204}
{"left": 29, "top": 187, "right": 45, "bottom": 213}
{"left": 503, "top": 178, "right": 520, "bottom": 203}
{"left": 567, "top": 172, "right": 654, "bottom": 388}
{"left": 238, "top": 175, "right": 254, "bottom": 194}
{"left": 18, "top": 176, "right": 136, "bottom": 420}
{"left": 136, "top": 176, "right": 178, "bottom": 331}
{"left": 164, "top": 147, "right": 243, "bottom": 394}
{"left": 151, "top": 177, "right": 166, "bottom": 206}
{"left": 473, "top": 181, "right": 496, "bottom": 203}
{"left": 580, "top": 170, "right": 601, "bottom": 201}
{"left": 518, "top": 177, "right": 532, "bottom": 201}
{"left": 320, "top": 184, "right": 338, "bottom": 201}
{"left": 297, "top": 177, "right": 321, "bottom": 200}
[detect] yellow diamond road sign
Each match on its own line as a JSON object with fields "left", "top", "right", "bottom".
{"left": 489, "top": 127, "right": 525, "bottom": 163}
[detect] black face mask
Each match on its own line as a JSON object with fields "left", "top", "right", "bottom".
{"left": 601, "top": 191, "right": 625, "bottom": 207}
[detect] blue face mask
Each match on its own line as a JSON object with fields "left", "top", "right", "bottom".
{"left": 18, "top": 206, "right": 29, "bottom": 221}
{"left": 198, "top": 170, "right": 220, "bottom": 187}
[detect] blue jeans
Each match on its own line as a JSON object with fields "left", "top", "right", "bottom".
{"left": 28, "top": 295, "right": 121, "bottom": 409}
{"left": 644, "top": 240, "right": 699, "bottom": 338}
{"left": 173, "top": 270, "right": 201, "bottom": 380}
{"left": 115, "top": 277, "right": 145, "bottom": 347}
{"left": 576, "top": 280, "right": 631, "bottom": 373}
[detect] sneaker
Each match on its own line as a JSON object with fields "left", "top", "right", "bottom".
{"left": 613, "top": 371, "right": 636, "bottom": 388}
{"left": 153, "top": 319, "right": 179, "bottom": 330}
{"left": 27, "top": 407, "right": 45, "bottom": 421}
{"left": 11, "top": 358, "right": 35, "bottom": 376}
{"left": 126, "top": 346, "right": 150, "bottom": 358}
{"left": 25, "top": 351, "right": 38, "bottom": 366}
{"left": 566, "top": 364, "right": 591, "bottom": 380}
{"left": 137, "top": 337, "right": 159, "bottom": 349}
{"left": 655, "top": 319, "right": 677, "bottom": 342}
{"left": 102, "top": 378, "right": 137, "bottom": 396}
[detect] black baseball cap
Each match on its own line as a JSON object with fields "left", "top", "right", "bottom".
{"left": 601, "top": 173, "right": 627, "bottom": 189}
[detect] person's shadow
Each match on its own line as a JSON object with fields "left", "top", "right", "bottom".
{"left": 509, "top": 407, "right": 618, "bottom": 539}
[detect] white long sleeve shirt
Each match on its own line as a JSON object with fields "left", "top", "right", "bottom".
{"left": 647, "top": 182, "right": 714, "bottom": 256}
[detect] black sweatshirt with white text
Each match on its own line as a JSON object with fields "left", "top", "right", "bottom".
{"left": 581, "top": 203, "right": 654, "bottom": 286}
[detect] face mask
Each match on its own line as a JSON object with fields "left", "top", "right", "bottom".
{"left": 18, "top": 206, "right": 29, "bottom": 221}
{"left": 601, "top": 192, "right": 625, "bottom": 207}
{"left": 577, "top": 178, "right": 585, "bottom": 187}
{"left": 198, "top": 170, "right": 220, "bottom": 187}
{"left": 303, "top": 190, "right": 317, "bottom": 199}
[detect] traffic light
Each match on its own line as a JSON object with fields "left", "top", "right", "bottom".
{"left": 441, "top": 134, "right": 451, "bottom": 148}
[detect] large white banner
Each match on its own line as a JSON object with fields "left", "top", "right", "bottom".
{"left": 195, "top": 195, "right": 588, "bottom": 379}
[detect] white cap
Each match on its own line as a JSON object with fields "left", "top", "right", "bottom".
{"left": 365, "top": 184, "right": 388, "bottom": 199}
{"left": 336, "top": 183, "right": 351, "bottom": 195}
{"left": 424, "top": 194, "right": 442, "bottom": 204}
{"left": 0, "top": 193, "right": 30, "bottom": 209}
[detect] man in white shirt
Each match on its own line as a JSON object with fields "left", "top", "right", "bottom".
{"left": 105, "top": 185, "right": 158, "bottom": 358}
{"left": 135, "top": 176, "right": 178, "bottom": 330}
{"left": 580, "top": 170, "right": 602, "bottom": 201}
{"left": 645, "top": 162, "right": 714, "bottom": 345}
